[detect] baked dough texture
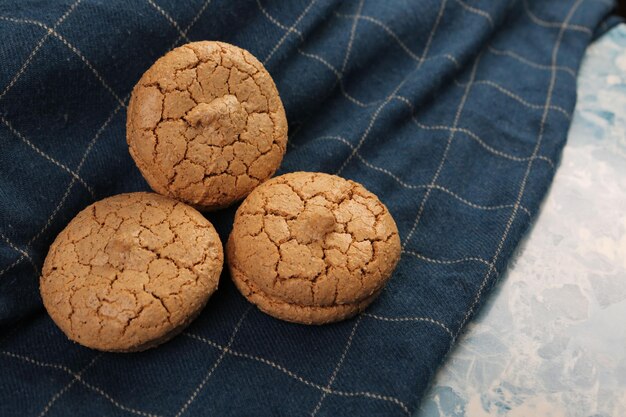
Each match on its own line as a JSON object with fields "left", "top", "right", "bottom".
{"left": 126, "top": 41, "right": 288, "bottom": 210}
{"left": 40, "top": 192, "right": 223, "bottom": 352}
{"left": 227, "top": 172, "right": 401, "bottom": 325}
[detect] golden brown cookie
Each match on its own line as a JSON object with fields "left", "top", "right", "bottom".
{"left": 126, "top": 41, "right": 288, "bottom": 211}
{"left": 40, "top": 192, "right": 223, "bottom": 352}
{"left": 226, "top": 172, "right": 401, "bottom": 325}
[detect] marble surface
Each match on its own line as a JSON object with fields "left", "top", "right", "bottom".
{"left": 416, "top": 24, "right": 626, "bottom": 417}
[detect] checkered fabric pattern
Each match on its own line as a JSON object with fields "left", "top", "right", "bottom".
{"left": 0, "top": 0, "right": 615, "bottom": 416}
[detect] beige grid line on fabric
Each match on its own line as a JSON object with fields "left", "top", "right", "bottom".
{"left": 257, "top": 8, "right": 403, "bottom": 110}
{"left": 174, "top": 308, "right": 251, "bottom": 417}
{"left": 146, "top": 0, "right": 191, "bottom": 44}
{"left": 523, "top": 0, "right": 592, "bottom": 35}
{"left": 0, "top": 15, "right": 125, "bottom": 107}
{"left": 401, "top": 250, "right": 497, "bottom": 273}
{"left": 0, "top": 116, "right": 95, "bottom": 197}
{"left": 0, "top": 231, "right": 38, "bottom": 274}
{"left": 333, "top": 11, "right": 582, "bottom": 81}
{"left": 257, "top": 1, "right": 382, "bottom": 109}
{"left": 263, "top": 0, "right": 317, "bottom": 64}
{"left": 257, "top": 0, "right": 295, "bottom": 32}
{"left": 336, "top": 0, "right": 450, "bottom": 176}
{"left": 310, "top": 315, "right": 363, "bottom": 416}
{"left": 454, "top": 79, "right": 572, "bottom": 119}
{"left": 182, "top": 331, "right": 411, "bottom": 415}
{"left": 455, "top": 0, "right": 588, "bottom": 337}
{"left": 260, "top": 6, "right": 461, "bottom": 110}
{"left": 334, "top": 12, "right": 461, "bottom": 69}
{"left": 455, "top": 0, "right": 495, "bottom": 27}
{"left": 331, "top": 390, "right": 409, "bottom": 415}
{"left": 0, "top": 350, "right": 162, "bottom": 417}
{"left": 391, "top": 95, "right": 556, "bottom": 169}
{"left": 421, "top": 185, "right": 533, "bottom": 217}
{"left": 363, "top": 313, "right": 454, "bottom": 339}
{"left": 169, "top": 0, "right": 213, "bottom": 48}
{"left": 297, "top": 47, "right": 462, "bottom": 109}
{"left": 487, "top": 46, "right": 577, "bottom": 78}
{"left": 265, "top": 7, "right": 461, "bottom": 111}
{"left": 341, "top": 0, "right": 364, "bottom": 75}
{"left": 335, "top": 12, "right": 420, "bottom": 62}
{"left": 329, "top": 0, "right": 366, "bottom": 109}
{"left": 328, "top": 11, "right": 460, "bottom": 113}
{"left": 402, "top": 51, "right": 484, "bottom": 249}
{"left": 0, "top": 248, "right": 28, "bottom": 278}
{"left": 0, "top": 0, "right": 82, "bottom": 102}
{"left": 309, "top": 134, "right": 536, "bottom": 217}
{"left": 296, "top": 48, "right": 373, "bottom": 108}
{"left": 37, "top": 353, "right": 103, "bottom": 417}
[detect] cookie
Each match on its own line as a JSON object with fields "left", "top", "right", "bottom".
{"left": 126, "top": 41, "right": 288, "bottom": 211}
{"left": 227, "top": 172, "right": 401, "bottom": 325}
{"left": 40, "top": 192, "right": 223, "bottom": 352}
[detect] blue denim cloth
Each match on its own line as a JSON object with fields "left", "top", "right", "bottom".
{"left": 0, "top": 1, "right": 615, "bottom": 416}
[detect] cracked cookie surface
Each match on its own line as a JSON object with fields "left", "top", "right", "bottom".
{"left": 40, "top": 192, "right": 223, "bottom": 352}
{"left": 227, "top": 172, "right": 401, "bottom": 325}
{"left": 126, "top": 41, "right": 288, "bottom": 211}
